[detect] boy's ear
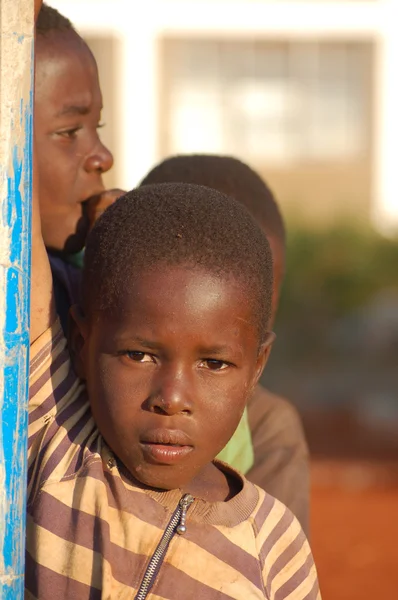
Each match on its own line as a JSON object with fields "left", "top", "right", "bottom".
{"left": 68, "top": 305, "right": 89, "bottom": 380}
{"left": 253, "top": 331, "right": 276, "bottom": 388}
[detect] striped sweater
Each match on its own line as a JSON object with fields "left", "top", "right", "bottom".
{"left": 26, "top": 320, "right": 321, "bottom": 599}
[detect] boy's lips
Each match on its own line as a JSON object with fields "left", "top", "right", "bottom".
{"left": 140, "top": 429, "right": 194, "bottom": 465}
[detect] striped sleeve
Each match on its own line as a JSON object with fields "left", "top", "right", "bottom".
{"left": 254, "top": 490, "right": 321, "bottom": 600}
{"left": 28, "top": 319, "right": 85, "bottom": 502}
{"left": 29, "top": 319, "right": 81, "bottom": 437}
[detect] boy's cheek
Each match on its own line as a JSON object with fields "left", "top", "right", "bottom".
{"left": 87, "top": 377, "right": 140, "bottom": 443}
{"left": 93, "top": 363, "right": 150, "bottom": 414}
{"left": 201, "top": 388, "right": 247, "bottom": 440}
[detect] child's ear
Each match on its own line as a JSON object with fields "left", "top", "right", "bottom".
{"left": 68, "top": 305, "right": 89, "bottom": 380}
{"left": 253, "top": 331, "right": 276, "bottom": 388}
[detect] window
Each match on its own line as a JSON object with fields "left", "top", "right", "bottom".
{"left": 161, "top": 39, "right": 371, "bottom": 167}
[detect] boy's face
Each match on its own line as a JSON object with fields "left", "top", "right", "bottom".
{"left": 35, "top": 31, "right": 113, "bottom": 254}
{"left": 73, "top": 266, "right": 272, "bottom": 493}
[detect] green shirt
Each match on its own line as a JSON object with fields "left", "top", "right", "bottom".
{"left": 216, "top": 407, "right": 254, "bottom": 474}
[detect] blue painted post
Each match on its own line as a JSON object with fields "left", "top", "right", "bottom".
{"left": 0, "top": 0, "right": 34, "bottom": 597}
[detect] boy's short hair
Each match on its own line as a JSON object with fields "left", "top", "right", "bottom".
{"left": 83, "top": 182, "right": 274, "bottom": 339}
{"left": 36, "top": 3, "right": 76, "bottom": 36}
{"left": 140, "top": 155, "right": 286, "bottom": 249}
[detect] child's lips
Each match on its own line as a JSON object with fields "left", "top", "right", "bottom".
{"left": 140, "top": 442, "right": 193, "bottom": 465}
{"left": 140, "top": 429, "right": 194, "bottom": 465}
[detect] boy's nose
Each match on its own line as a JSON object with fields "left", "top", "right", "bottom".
{"left": 84, "top": 141, "right": 114, "bottom": 175}
{"left": 148, "top": 371, "right": 193, "bottom": 417}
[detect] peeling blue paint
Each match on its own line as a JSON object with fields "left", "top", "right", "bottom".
{"left": 13, "top": 32, "right": 26, "bottom": 44}
{"left": 0, "top": 52, "right": 33, "bottom": 599}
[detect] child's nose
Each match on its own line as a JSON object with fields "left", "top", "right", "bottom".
{"left": 84, "top": 141, "right": 114, "bottom": 175}
{"left": 148, "top": 370, "right": 193, "bottom": 416}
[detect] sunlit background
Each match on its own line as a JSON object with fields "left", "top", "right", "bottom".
{"left": 52, "top": 2, "right": 398, "bottom": 598}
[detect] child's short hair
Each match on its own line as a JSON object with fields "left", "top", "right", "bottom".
{"left": 140, "top": 155, "right": 286, "bottom": 248}
{"left": 36, "top": 3, "right": 76, "bottom": 36}
{"left": 82, "top": 182, "right": 273, "bottom": 339}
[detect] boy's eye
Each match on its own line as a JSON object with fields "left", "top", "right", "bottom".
{"left": 199, "top": 359, "right": 230, "bottom": 371}
{"left": 125, "top": 351, "right": 154, "bottom": 364}
{"left": 56, "top": 126, "right": 82, "bottom": 139}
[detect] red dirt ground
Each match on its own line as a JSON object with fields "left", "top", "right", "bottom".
{"left": 310, "top": 461, "right": 398, "bottom": 600}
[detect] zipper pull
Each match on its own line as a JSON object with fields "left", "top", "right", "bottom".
{"left": 176, "top": 493, "right": 194, "bottom": 535}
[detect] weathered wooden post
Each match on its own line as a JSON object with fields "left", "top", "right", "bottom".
{"left": 0, "top": 0, "right": 34, "bottom": 596}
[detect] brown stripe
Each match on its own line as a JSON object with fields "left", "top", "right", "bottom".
{"left": 274, "top": 552, "right": 316, "bottom": 600}
{"left": 29, "top": 325, "right": 64, "bottom": 375}
{"left": 28, "top": 395, "right": 92, "bottom": 490}
{"left": 29, "top": 358, "right": 80, "bottom": 425}
{"left": 267, "top": 527, "right": 306, "bottom": 583}
{"left": 25, "top": 550, "right": 102, "bottom": 600}
{"left": 29, "top": 346, "right": 67, "bottom": 402}
{"left": 27, "top": 429, "right": 43, "bottom": 456}
{"left": 152, "top": 560, "right": 239, "bottom": 600}
{"left": 29, "top": 338, "right": 53, "bottom": 374}
{"left": 260, "top": 506, "right": 295, "bottom": 564}
{"left": 186, "top": 521, "right": 264, "bottom": 592}
{"left": 28, "top": 415, "right": 61, "bottom": 492}
{"left": 302, "top": 576, "right": 321, "bottom": 600}
{"left": 38, "top": 408, "right": 93, "bottom": 483}
{"left": 253, "top": 493, "right": 276, "bottom": 534}
{"left": 63, "top": 429, "right": 101, "bottom": 478}
{"left": 27, "top": 459, "right": 42, "bottom": 507}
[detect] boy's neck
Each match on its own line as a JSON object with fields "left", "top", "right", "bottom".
{"left": 120, "top": 459, "right": 242, "bottom": 504}
{"left": 180, "top": 461, "right": 242, "bottom": 503}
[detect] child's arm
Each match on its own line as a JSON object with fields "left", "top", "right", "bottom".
{"left": 258, "top": 497, "right": 321, "bottom": 599}
{"left": 30, "top": 0, "right": 54, "bottom": 343}
{"left": 30, "top": 151, "right": 55, "bottom": 344}
{"left": 247, "top": 388, "right": 310, "bottom": 537}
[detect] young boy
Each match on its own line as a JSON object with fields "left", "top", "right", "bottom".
{"left": 35, "top": 3, "right": 122, "bottom": 333}
{"left": 33, "top": 4, "right": 309, "bottom": 533}
{"left": 29, "top": 178, "right": 320, "bottom": 598}
{"left": 140, "top": 155, "right": 310, "bottom": 534}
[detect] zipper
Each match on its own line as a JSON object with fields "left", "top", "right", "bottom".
{"left": 134, "top": 493, "right": 194, "bottom": 600}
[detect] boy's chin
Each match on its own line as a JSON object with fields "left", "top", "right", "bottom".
{"left": 127, "top": 461, "right": 200, "bottom": 494}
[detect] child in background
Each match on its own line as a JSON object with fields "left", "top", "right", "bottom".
{"left": 29, "top": 178, "right": 320, "bottom": 598}
{"left": 140, "top": 155, "right": 310, "bottom": 534}
{"left": 35, "top": 3, "right": 122, "bottom": 333}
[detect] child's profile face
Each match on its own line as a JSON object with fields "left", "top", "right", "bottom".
{"left": 74, "top": 266, "right": 271, "bottom": 493}
{"left": 35, "top": 31, "right": 113, "bottom": 254}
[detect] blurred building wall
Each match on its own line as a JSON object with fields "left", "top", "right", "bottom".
{"left": 50, "top": 0, "right": 398, "bottom": 233}
{"left": 159, "top": 38, "right": 373, "bottom": 227}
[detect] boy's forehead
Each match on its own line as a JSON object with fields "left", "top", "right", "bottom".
{"left": 92, "top": 265, "right": 258, "bottom": 341}
{"left": 35, "top": 32, "right": 101, "bottom": 112}
{"left": 36, "top": 28, "right": 86, "bottom": 61}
